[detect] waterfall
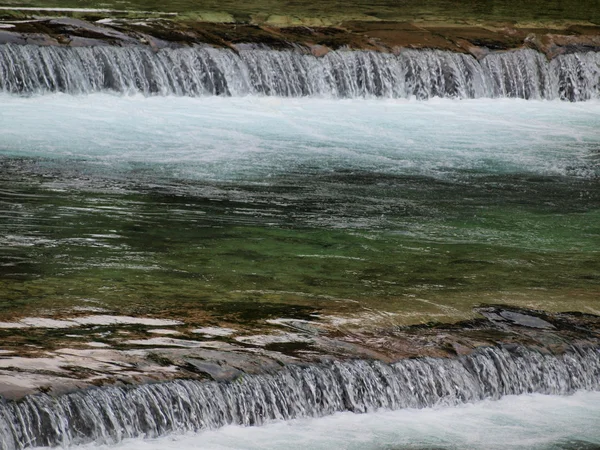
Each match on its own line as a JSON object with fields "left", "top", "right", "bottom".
{"left": 0, "top": 44, "right": 598, "bottom": 100}
{"left": 0, "top": 345, "right": 598, "bottom": 449}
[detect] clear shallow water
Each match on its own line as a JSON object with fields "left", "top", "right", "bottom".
{"left": 70, "top": 392, "right": 600, "bottom": 450}
{"left": 0, "top": 96, "right": 599, "bottom": 327}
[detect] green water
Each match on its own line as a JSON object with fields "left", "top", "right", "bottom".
{"left": 2, "top": 161, "right": 599, "bottom": 328}
{"left": 0, "top": 97, "right": 599, "bottom": 348}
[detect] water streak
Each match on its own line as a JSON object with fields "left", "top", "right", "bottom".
{"left": 0, "top": 45, "right": 598, "bottom": 100}
{"left": 0, "top": 345, "right": 598, "bottom": 448}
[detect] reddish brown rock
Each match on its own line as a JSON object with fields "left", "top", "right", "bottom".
{"left": 0, "top": 17, "right": 599, "bottom": 58}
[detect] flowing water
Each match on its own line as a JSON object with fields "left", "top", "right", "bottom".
{"left": 0, "top": 45, "right": 599, "bottom": 448}
{"left": 0, "top": 46, "right": 599, "bottom": 100}
{"left": 1, "top": 345, "right": 599, "bottom": 448}
{"left": 1, "top": 94, "right": 599, "bottom": 324}
{"left": 69, "top": 391, "right": 600, "bottom": 450}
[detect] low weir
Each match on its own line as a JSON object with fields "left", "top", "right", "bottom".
{"left": 0, "top": 345, "right": 598, "bottom": 449}
{"left": 0, "top": 44, "right": 598, "bottom": 100}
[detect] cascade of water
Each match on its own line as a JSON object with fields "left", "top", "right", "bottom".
{"left": 479, "top": 49, "right": 553, "bottom": 99}
{"left": 0, "top": 345, "right": 598, "bottom": 449}
{"left": 0, "top": 44, "right": 598, "bottom": 100}
{"left": 550, "top": 52, "right": 600, "bottom": 101}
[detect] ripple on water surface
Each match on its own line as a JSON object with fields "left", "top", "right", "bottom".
{"left": 0, "top": 97, "right": 598, "bottom": 344}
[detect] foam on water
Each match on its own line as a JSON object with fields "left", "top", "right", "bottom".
{"left": 1, "top": 95, "right": 599, "bottom": 181}
{"left": 69, "top": 392, "right": 600, "bottom": 450}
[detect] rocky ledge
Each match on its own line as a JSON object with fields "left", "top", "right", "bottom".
{"left": 0, "top": 15, "right": 599, "bottom": 59}
{"left": 0, "top": 306, "right": 598, "bottom": 400}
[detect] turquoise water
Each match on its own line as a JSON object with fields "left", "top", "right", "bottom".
{"left": 1, "top": 96, "right": 599, "bottom": 329}
{"left": 2, "top": 96, "right": 598, "bottom": 180}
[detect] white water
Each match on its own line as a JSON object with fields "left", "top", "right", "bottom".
{"left": 1, "top": 95, "right": 599, "bottom": 181}
{"left": 69, "top": 392, "right": 600, "bottom": 450}
{"left": 1, "top": 65, "right": 600, "bottom": 450}
{"left": 1, "top": 46, "right": 598, "bottom": 100}
{"left": 3, "top": 346, "right": 599, "bottom": 449}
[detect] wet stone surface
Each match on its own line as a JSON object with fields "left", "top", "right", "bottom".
{"left": 480, "top": 308, "right": 556, "bottom": 329}
{"left": 0, "top": 305, "right": 597, "bottom": 399}
{"left": 0, "top": 14, "right": 598, "bottom": 58}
